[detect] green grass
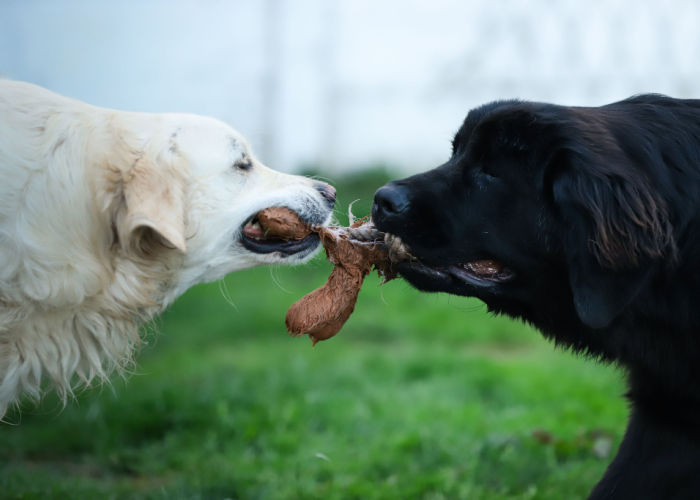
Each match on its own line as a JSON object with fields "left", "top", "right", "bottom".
{"left": 0, "top": 170, "right": 628, "bottom": 499}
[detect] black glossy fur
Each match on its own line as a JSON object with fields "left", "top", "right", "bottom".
{"left": 372, "top": 95, "right": 700, "bottom": 499}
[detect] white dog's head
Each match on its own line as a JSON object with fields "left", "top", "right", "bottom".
{"left": 101, "top": 113, "right": 334, "bottom": 304}
{"left": 0, "top": 81, "right": 335, "bottom": 415}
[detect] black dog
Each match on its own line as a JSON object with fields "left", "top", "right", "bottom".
{"left": 372, "top": 95, "right": 700, "bottom": 499}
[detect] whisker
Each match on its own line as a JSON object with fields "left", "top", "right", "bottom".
{"left": 218, "top": 280, "right": 239, "bottom": 311}
{"left": 269, "top": 265, "right": 291, "bottom": 294}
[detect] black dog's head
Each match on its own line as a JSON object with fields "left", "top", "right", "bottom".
{"left": 373, "top": 99, "right": 677, "bottom": 332}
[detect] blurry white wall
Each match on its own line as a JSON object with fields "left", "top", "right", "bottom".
{"left": 1, "top": 0, "right": 699, "bottom": 174}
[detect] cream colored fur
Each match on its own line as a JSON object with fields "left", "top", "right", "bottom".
{"left": 0, "top": 80, "right": 332, "bottom": 418}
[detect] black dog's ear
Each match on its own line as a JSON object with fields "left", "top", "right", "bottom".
{"left": 552, "top": 148, "right": 675, "bottom": 329}
{"left": 558, "top": 210, "right": 654, "bottom": 329}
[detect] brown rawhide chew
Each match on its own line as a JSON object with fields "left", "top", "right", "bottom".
{"left": 257, "top": 206, "right": 313, "bottom": 240}
{"left": 286, "top": 221, "right": 407, "bottom": 345}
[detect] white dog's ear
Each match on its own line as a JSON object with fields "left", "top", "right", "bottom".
{"left": 120, "top": 154, "right": 187, "bottom": 254}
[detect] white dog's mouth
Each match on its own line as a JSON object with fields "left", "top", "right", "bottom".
{"left": 240, "top": 209, "right": 321, "bottom": 257}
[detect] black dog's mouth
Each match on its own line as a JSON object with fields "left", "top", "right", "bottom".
{"left": 383, "top": 233, "right": 514, "bottom": 288}
{"left": 399, "top": 259, "right": 514, "bottom": 288}
{"left": 239, "top": 210, "right": 320, "bottom": 256}
{"left": 448, "top": 259, "right": 515, "bottom": 286}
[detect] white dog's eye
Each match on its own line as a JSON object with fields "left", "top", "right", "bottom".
{"left": 234, "top": 158, "right": 253, "bottom": 171}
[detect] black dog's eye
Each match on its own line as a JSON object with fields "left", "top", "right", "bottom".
{"left": 477, "top": 162, "right": 500, "bottom": 179}
{"left": 481, "top": 166, "right": 498, "bottom": 179}
{"left": 234, "top": 158, "right": 253, "bottom": 171}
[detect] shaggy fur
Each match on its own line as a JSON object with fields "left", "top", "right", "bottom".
{"left": 373, "top": 95, "right": 700, "bottom": 499}
{"left": 0, "top": 80, "right": 333, "bottom": 417}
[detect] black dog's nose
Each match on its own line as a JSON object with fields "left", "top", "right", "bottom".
{"left": 372, "top": 184, "right": 410, "bottom": 220}
{"left": 315, "top": 182, "right": 336, "bottom": 207}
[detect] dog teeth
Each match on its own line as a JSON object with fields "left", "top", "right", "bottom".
{"left": 243, "top": 219, "right": 266, "bottom": 239}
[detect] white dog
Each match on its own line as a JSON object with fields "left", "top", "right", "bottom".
{"left": 0, "top": 80, "right": 335, "bottom": 417}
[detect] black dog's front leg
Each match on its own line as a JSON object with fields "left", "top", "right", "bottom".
{"left": 589, "top": 406, "right": 700, "bottom": 500}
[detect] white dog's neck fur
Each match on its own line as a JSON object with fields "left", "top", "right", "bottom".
{"left": 0, "top": 90, "right": 181, "bottom": 415}
{"left": 0, "top": 81, "right": 330, "bottom": 417}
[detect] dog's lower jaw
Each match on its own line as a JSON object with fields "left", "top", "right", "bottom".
{"left": 165, "top": 238, "right": 325, "bottom": 303}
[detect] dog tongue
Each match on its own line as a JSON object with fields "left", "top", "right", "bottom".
{"left": 243, "top": 224, "right": 265, "bottom": 239}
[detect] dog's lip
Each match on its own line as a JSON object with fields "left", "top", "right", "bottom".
{"left": 447, "top": 261, "right": 515, "bottom": 286}
{"left": 380, "top": 229, "right": 515, "bottom": 287}
{"left": 397, "top": 260, "right": 452, "bottom": 282}
{"left": 240, "top": 232, "right": 320, "bottom": 256}
{"left": 398, "top": 259, "right": 514, "bottom": 288}
{"left": 239, "top": 208, "right": 321, "bottom": 256}
{"left": 387, "top": 234, "right": 514, "bottom": 288}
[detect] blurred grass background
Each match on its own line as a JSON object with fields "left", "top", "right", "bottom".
{"left": 0, "top": 169, "right": 627, "bottom": 500}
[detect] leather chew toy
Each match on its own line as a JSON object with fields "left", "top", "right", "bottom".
{"left": 252, "top": 207, "right": 412, "bottom": 345}
{"left": 287, "top": 222, "right": 405, "bottom": 345}
{"left": 244, "top": 206, "right": 312, "bottom": 241}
